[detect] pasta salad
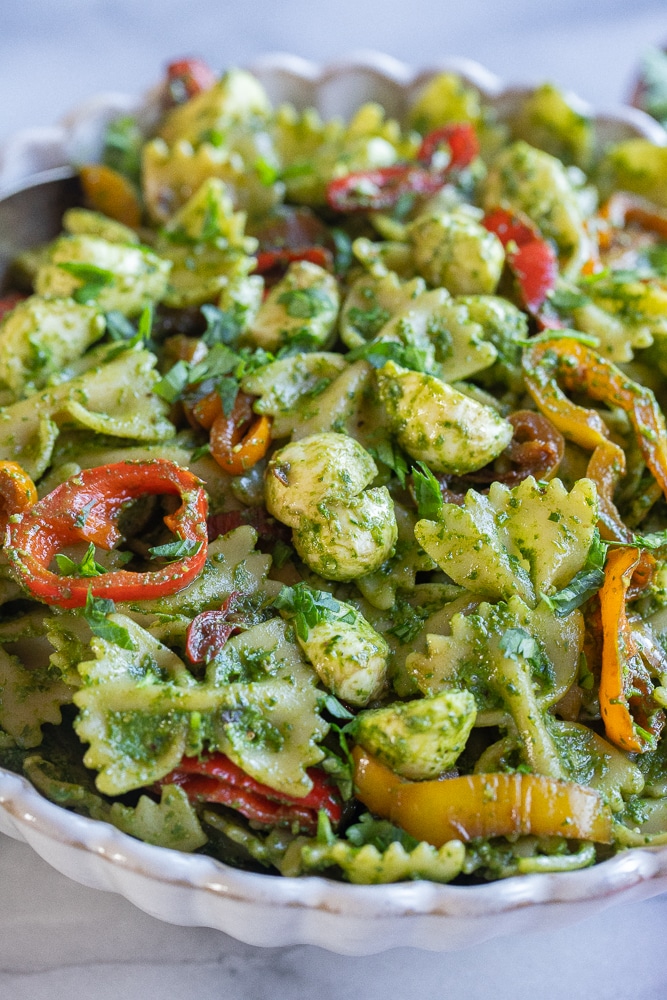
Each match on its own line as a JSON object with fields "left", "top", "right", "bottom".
{"left": 2, "top": 58, "right": 667, "bottom": 885}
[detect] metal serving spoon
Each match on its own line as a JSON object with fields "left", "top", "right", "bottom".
{"left": 0, "top": 168, "right": 81, "bottom": 291}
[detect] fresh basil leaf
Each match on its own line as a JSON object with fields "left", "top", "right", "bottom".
{"left": 55, "top": 543, "right": 105, "bottom": 579}
{"left": 105, "top": 310, "right": 137, "bottom": 341}
{"left": 412, "top": 461, "right": 443, "bottom": 520}
{"left": 216, "top": 376, "right": 239, "bottom": 417}
{"left": 152, "top": 360, "right": 191, "bottom": 403}
{"left": 83, "top": 591, "right": 136, "bottom": 650}
{"left": 542, "top": 530, "right": 607, "bottom": 617}
{"left": 368, "top": 439, "right": 408, "bottom": 486}
{"left": 148, "top": 538, "right": 203, "bottom": 562}
{"left": 59, "top": 262, "right": 115, "bottom": 304}
{"left": 201, "top": 303, "right": 243, "bottom": 347}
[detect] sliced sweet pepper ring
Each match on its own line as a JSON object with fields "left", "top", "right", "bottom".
{"left": 482, "top": 207, "right": 558, "bottom": 314}
{"left": 353, "top": 748, "right": 613, "bottom": 847}
{"left": 599, "top": 546, "right": 665, "bottom": 752}
{"left": 6, "top": 459, "right": 208, "bottom": 608}
{"left": 0, "top": 460, "right": 38, "bottom": 534}
{"left": 160, "top": 752, "right": 342, "bottom": 834}
{"left": 209, "top": 391, "right": 272, "bottom": 476}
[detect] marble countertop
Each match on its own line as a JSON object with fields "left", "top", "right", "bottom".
{"left": 2, "top": 1, "right": 667, "bottom": 996}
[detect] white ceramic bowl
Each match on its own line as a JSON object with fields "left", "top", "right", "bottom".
{"left": 1, "top": 53, "right": 667, "bottom": 955}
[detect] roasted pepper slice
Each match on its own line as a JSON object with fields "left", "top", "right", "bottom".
{"left": 523, "top": 336, "right": 667, "bottom": 552}
{"left": 209, "top": 392, "right": 272, "bottom": 476}
{"left": 7, "top": 459, "right": 208, "bottom": 608}
{"left": 353, "top": 748, "right": 613, "bottom": 846}
{"left": 326, "top": 123, "right": 478, "bottom": 212}
{"left": 161, "top": 752, "right": 342, "bottom": 833}
{"left": 599, "top": 546, "right": 665, "bottom": 752}
{"left": 482, "top": 207, "right": 558, "bottom": 314}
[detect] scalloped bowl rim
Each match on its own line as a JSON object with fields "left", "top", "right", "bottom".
{"left": 1, "top": 52, "right": 667, "bottom": 953}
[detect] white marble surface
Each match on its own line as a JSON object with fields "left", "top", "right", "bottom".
{"left": 2, "top": 0, "right": 667, "bottom": 996}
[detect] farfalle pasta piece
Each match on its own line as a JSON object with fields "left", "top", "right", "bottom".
{"left": 0, "top": 347, "right": 174, "bottom": 479}
{"left": 415, "top": 476, "right": 598, "bottom": 606}
{"left": 74, "top": 615, "right": 327, "bottom": 798}
{"left": 0, "top": 296, "right": 105, "bottom": 401}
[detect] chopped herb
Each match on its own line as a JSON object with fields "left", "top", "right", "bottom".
{"left": 153, "top": 359, "right": 191, "bottom": 403}
{"left": 542, "top": 529, "right": 607, "bottom": 616}
{"left": 55, "top": 543, "right": 106, "bottom": 578}
{"left": 201, "top": 303, "right": 243, "bottom": 347}
{"left": 331, "top": 227, "right": 353, "bottom": 274}
{"left": 74, "top": 499, "right": 98, "bottom": 530}
{"left": 346, "top": 337, "right": 430, "bottom": 373}
{"left": 319, "top": 693, "right": 355, "bottom": 720}
{"left": 190, "top": 443, "right": 211, "bottom": 462}
{"left": 412, "top": 462, "right": 444, "bottom": 520}
{"left": 105, "top": 310, "right": 137, "bottom": 341}
{"left": 103, "top": 115, "right": 143, "bottom": 183}
{"left": 83, "top": 591, "right": 136, "bottom": 649}
{"left": 216, "top": 375, "right": 239, "bottom": 417}
{"left": 547, "top": 286, "right": 590, "bottom": 311}
{"left": 368, "top": 439, "right": 408, "bottom": 486}
{"left": 148, "top": 538, "right": 203, "bottom": 562}
{"left": 58, "top": 262, "right": 115, "bottom": 304}
{"left": 271, "top": 539, "right": 294, "bottom": 569}
{"left": 499, "top": 627, "right": 541, "bottom": 664}
{"left": 273, "top": 583, "right": 351, "bottom": 640}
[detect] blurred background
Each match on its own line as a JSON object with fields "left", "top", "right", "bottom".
{"left": 1, "top": 0, "right": 666, "bottom": 143}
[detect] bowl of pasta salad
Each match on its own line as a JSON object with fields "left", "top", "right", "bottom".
{"left": 2, "top": 52, "right": 667, "bottom": 953}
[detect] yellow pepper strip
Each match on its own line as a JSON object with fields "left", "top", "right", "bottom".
{"left": 79, "top": 164, "right": 142, "bottom": 229}
{"left": 0, "top": 460, "right": 38, "bottom": 534}
{"left": 353, "top": 748, "right": 613, "bottom": 847}
{"left": 599, "top": 546, "right": 665, "bottom": 753}
{"left": 523, "top": 336, "right": 667, "bottom": 556}
{"left": 352, "top": 745, "right": 404, "bottom": 817}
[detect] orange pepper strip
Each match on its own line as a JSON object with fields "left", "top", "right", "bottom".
{"left": 6, "top": 460, "right": 208, "bottom": 609}
{"left": 352, "top": 745, "right": 405, "bottom": 817}
{"left": 79, "top": 164, "right": 142, "bottom": 229}
{"left": 209, "top": 392, "right": 272, "bottom": 476}
{"left": 352, "top": 748, "right": 613, "bottom": 847}
{"left": 0, "top": 461, "right": 38, "bottom": 534}
{"left": 523, "top": 336, "right": 667, "bottom": 545}
{"left": 599, "top": 546, "right": 665, "bottom": 752}
{"left": 601, "top": 192, "right": 667, "bottom": 241}
{"left": 390, "top": 772, "right": 613, "bottom": 847}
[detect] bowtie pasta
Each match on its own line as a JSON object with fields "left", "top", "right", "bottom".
{"left": 3, "top": 58, "right": 667, "bottom": 885}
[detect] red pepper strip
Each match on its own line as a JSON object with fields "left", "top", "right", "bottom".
{"left": 326, "top": 123, "right": 478, "bottom": 213}
{"left": 417, "top": 122, "right": 479, "bottom": 170}
{"left": 327, "top": 164, "right": 447, "bottom": 213}
{"left": 185, "top": 591, "right": 241, "bottom": 664}
{"left": 599, "top": 547, "right": 665, "bottom": 752}
{"left": 161, "top": 753, "right": 342, "bottom": 833}
{"left": 0, "top": 292, "right": 27, "bottom": 322}
{"left": 482, "top": 207, "right": 558, "bottom": 314}
{"left": 254, "top": 246, "right": 333, "bottom": 275}
{"left": 207, "top": 507, "right": 291, "bottom": 544}
{"left": 166, "top": 58, "right": 216, "bottom": 104}
{"left": 6, "top": 460, "right": 208, "bottom": 608}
